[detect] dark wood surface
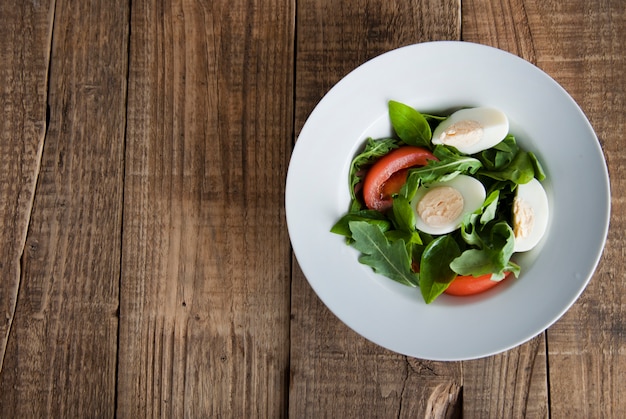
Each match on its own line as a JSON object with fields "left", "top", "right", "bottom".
{"left": 0, "top": 0, "right": 623, "bottom": 417}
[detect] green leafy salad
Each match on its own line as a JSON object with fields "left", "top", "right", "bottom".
{"left": 331, "top": 101, "right": 549, "bottom": 304}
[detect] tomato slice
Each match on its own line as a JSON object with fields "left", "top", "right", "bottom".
{"left": 380, "top": 168, "right": 410, "bottom": 199}
{"left": 444, "top": 271, "right": 513, "bottom": 296}
{"left": 362, "top": 146, "right": 437, "bottom": 211}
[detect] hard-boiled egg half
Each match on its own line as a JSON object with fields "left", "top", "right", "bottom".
{"left": 512, "top": 178, "right": 549, "bottom": 252}
{"left": 410, "top": 174, "right": 486, "bottom": 235}
{"left": 432, "top": 107, "right": 509, "bottom": 155}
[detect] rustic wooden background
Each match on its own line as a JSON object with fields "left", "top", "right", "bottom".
{"left": 0, "top": 0, "right": 623, "bottom": 417}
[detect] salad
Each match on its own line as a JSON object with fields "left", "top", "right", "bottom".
{"left": 331, "top": 101, "right": 549, "bottom": 304}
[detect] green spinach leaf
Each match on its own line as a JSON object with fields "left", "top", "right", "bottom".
{"left": 419, "top": 235, "right": 462, "bottom": 304}
{"left": 388, "top": 100, "right": 432, "bottom": 148}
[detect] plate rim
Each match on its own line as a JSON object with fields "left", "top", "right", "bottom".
{"left": 286, "top": 40, "right": 611, "bottom": 361}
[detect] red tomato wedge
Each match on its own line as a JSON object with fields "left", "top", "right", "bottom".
{"left": 444, "top": 271, "right": 513, "bottom": 296}
{"left": 362, "top": 146, "right": 437, "bottom": 211}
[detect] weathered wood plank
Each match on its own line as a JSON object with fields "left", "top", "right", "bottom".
{"left": 460, "top": 1, "right": 551, "bottom": 417}
{"left": 0, "top": 0, "right": 129, "bottom": 416}
{"left": 0, "top": 0, "right": 53, "bottom": 367}
{"left": 520, "top": 2, "right": 625, "bottom": 417}
{"left": 117, "top": 0, "right": 294, "bottom": 416}
{"left": 290, "top": 1, "right": 462, "bottom": 417}
{"left": 463, "top": 0, "right": 625, "bottom": 417}
{"left": 461, "top": 337, "right": 548, "bottom": 418}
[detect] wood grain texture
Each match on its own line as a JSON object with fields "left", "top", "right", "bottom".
{"left": 0, "top": 0, "right": 129, "bottom": 416}
{"left": 460, "top": 2, "right": 551, "bottom": 417}
{"left": 462, "top": 0, "right": 536, "bottom": 60}
{"left": 294, "top": 0, "right": 461, "bottom": 128}
{"left": 522, "top": 2, "right": 626, "bottom": 417}
{"left": 117, "top": 0, "right": 294, "bottom": 416}
{"left": 0, "top": 0, "right": 622, "bottom": 415}
{"left": 290, "top": 1, "right": 463, "bottom": 417}
{"left": 462, "top": 337, "right": 548, "bottom": 418}
{"left": 0, "top": 0, "right": 53, "bottom": 368}
{"left": 463, "top": 0, "right": 625, "bottom": 417}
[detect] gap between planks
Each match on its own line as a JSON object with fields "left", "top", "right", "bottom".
{"left": 1, "top": 0, "right": 57, "bottom": 375}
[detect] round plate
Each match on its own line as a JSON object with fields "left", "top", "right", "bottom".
{"left": 285, "top": 41, "right": 610, "bottom": 361}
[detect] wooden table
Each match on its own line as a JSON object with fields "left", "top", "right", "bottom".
{"left": 1, "top": 0, "right": 623, "bottom": 417}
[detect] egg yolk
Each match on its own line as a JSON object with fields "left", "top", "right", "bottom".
{"left": 513, "top": 196, "right": 535, "bottom": 239}
{"left": 439, "top": 120, "right": 483, "bottom": 148}
{"left": 417, "top": 186, "right": 464, "bottom": 228}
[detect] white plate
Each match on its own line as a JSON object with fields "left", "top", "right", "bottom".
{"left": 285, "top": 41, "right": 610, "bottom": 361}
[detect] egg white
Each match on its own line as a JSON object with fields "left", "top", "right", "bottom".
{"left": 410, "top": 174, "right": 486, "bottom": 235}
{"left": 513, "top": 178, "right": 549, "bottom": 252}
{"left": 432, "top": 107, "right": 509, "bottom": 155}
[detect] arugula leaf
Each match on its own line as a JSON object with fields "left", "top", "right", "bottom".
{"left": 459, "top": 214, "right": 483, "bottom": 247}
{"left": 478, "top": 150, "right": 536, "bottom": 184}
{"left": 454, "top": 190, "right": 518, "bottom": 280}
{"left": 401, "top": 145, "right": 483, "bottom": 199}
{"left": 502, "top": 260, "right": 521, "bottom": 279}
{"left": 479, "top": 190, "right": 500, "bottom": 225}
{"left": 348, "top": 137, "right": 401, "bottom": 210}
{"left": 421, "top": 113, "right": 447, "bottom": 122}
{"left": 384, "top": 230, "right": 422, "bottom": 246}
{"left": 477, "top": 134, "right": 519, "bottom": 171}
{"left": 387, "top": 196, "right": 423, "bottom": 258}
{"left": 419, "top": 235, "right": 461, "bottom": 304}
{"left": 449, "top": 249, "right": 494, "bottom": 277}
{"left": 333, "top": 101, "right": 550, "bottom": 304}
{"left": 331, "top": 210, "right": 391, "bottom": 240}
{"left": 388, "top": 100, "right": 432, "bottom": 148}
{"left": 478, "top": 135, "right": 546, "bottom": 185}
{"left": 528, "top": 151, "right": 546, "bottom": 181}
{"left": 452, "top": 220, "right": 516, "bottom": 278}
{"left": 410, "top": 233, "right": 433, "bottom": 268}
{"left": 390, "top": 196, "right": 416, "bottom": 232}
{"left": 348, "top": 221, "right": 419, "bottom": 287}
